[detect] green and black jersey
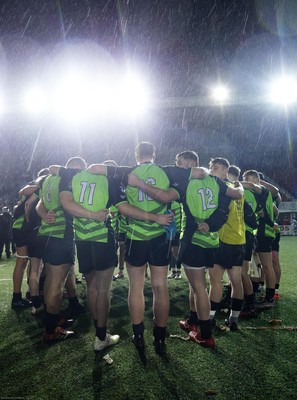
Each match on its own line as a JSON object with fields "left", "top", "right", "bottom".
{"left": 12, "top": 195, "right": 27, "bottom": 231}
{"left": 257, "top": 187, "right": 276, "bottom": 239}
{"left": 164, "top": 169, "right": 229, "bottom": 248}
{"left": 109, "top": 205, "right": 119, "bottom": 236}
{"left": 25, "top": 188, "right": 42, "bottom": 232}
{"left": 126, "top": 163, "right": 170, "bottom": 240}
{"left": 107, "top": 164, "right": 193, "bottom": 240}
{"left": 118, "top": 213, "right": 128, "bottom": 234}
{"left": 109, "top": 163, "right": 173, "bottom": 241}
{"left": 59, "top": 169, "right": 126, "bottom": 243}
{"left": 38, "top": 174, "right": 72, "bottom": 239}
{"left": 244, "top": 189, "right": 261, "bottom": 234}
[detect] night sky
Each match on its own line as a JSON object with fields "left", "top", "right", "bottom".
{"left": 0, "top": 0, "right": 296, "bottom": 203}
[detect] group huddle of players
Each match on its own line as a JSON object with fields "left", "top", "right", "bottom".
{"left": 10, "top": 142, "right": 281, "bottom": 355}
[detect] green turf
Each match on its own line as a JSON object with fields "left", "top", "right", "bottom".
{"left": 0, "top": 237, "right": 296, "bottom": 400}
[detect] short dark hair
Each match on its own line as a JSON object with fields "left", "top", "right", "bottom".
{"left": 176, "top": 151, "right": 199, "bottom": 165}
{"left": 228, "top": 165, "right": 241, "bottom": 179}
{"left": 242, "top": 170, "right": 260, "bottom": 180}
{"left": 135, "top": 142, "right": 155, "bottom": 160}
{"left": 210, "top": 157, "right": 230, "bottom": 169}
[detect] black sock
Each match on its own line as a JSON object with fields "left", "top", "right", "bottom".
{"left": 13, "top": 292, "right": 22, "bottom": 301}
{"left": 199, "top": 320, "right": 212, "bottom": 340}
{"left": 230, "top": 298, "right": 243, "bottom": 312}
{"left": 153, "top": 325, "right": 166, "bottom": 341}
{"left": 252, "top": 281, "right": 259, "bottom": 293}
{"left": 244, "top": 294, "right": 255, "bottom": 310}
{"left": 265, "top": 288, "right": 275, "bottom": 302}
{"left": 31, "top": 295, "right": 41, "bottom": 308}
{"left": 44, "top": 312, "right": 59, "bottom": 334}
{"left": 188, "top": 310, "right": 199, "bottom": 325}
{"left": 132, "top": 321, "right": 145, "bottom": 336}
{"left": 96, "top": 327, "right": 107, "bottom": 341}
{"left": 210, "top": 300, "right": 221, "bottom": 312}
{"left": 93, "top": 319, "right": 97, "bottom": 330}
{"left": 275, "top": 283, "right": 280, "bottom": 290}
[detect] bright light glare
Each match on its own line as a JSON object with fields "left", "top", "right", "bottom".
{"left": 268, "top": 77, "right": 297, "bottom": 105}
{"left": 116, "top": 74, "right": 150, "bottom": 117}
{"left": 51, "top": 70, "right": 99, "bottom": 123}
{"left": 23, "top": 87, "right": 46, "bottom": 114}
{"left": 211, "top": 85, "right": 230, "bottom": 102}
{"left": 21, "top": 67, "right": 152, "bottom": 123}
{"left": 0, "top": 94, "right": 3, "bottom": 115}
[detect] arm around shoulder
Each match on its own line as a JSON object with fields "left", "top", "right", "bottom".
{"left": 190, "top": 167, "right": 210, "bottom": 179}
{"left": 260, "top": 180, "right": 279, "bottom": 198}
{"left": 226, "top": 181, "right": 244, "bottom": 199}
{"left": 86, "top": 164, "right": 107, "bottom": 176}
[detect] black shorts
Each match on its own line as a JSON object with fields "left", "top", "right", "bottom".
{"left": 244, "top": 231, "right": 255, "bottom": 262}
{"left": 214, "top": 241, "right": 245, "bottom": 269}
{"left": 76, "top": 237, "right": 118, "bottom": 274}
{"left": 27, "top": 229, "right": 43, "bottom": 259}
{"left": 271, "top": 232, "right": 280, "bottom": 252}
{"left": 125, "top": 233, "right": 170, "bottom": 267}
{"left": 256, "top": 235, "right": 274, "bottom": 253}
{"left": 41, "top": 236, "right": 75, "bottom": 266}
{"left": 171, "top": 233, "right": 180, "bottom": 247}
{"left": 12, "top": 229, "right": 27, "bottom": 248}
{"left": 180, "top": 241, "right": 216, "bottom": 268}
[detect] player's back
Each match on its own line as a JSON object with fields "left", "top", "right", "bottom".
{"left": 125, "top": 163, "right": 169, "bottom": 241}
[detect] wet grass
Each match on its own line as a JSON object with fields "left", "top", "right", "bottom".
{"left": 0, "top": 236, "right": 296, "bottom": 400}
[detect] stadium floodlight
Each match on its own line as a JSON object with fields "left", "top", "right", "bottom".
{"left": 210, "top": 85, "right": 230, "bottom": 103}
{"left": 22, "top": 86, "right": 47, "bottom": 114}
{"left": 50, "top": 69, "right": 98, "bottom": 123}
{"left": 268, "top": 76, "right": 297, "bottom": 105}
{"left": 115, "top": 72, "right": 151, "bottom": 118}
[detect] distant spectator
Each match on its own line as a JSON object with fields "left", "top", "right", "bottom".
{"left": 282, "top": 215, "right": 290, "bottom": 225}
{"left": 0, "top": 206, "right": 14, "bottom": 259}
{"left": 291, "top": 217, "right": 297, "bottom": 236}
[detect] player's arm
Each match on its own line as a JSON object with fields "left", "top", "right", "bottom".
{"left": 18, "top": 184, "right": 38, "bottom": 197}
{"left": 275, "top": 192, "right": 282, "bottom": 207}
{"left": 259, "top": 180, "right": 279, "bottom": 198}
{"left": 273, "top": 203, "right": 279, "bottom": 219}
{"left": 199, "top": 192, "right": 231, "bottom": 233}
{"left": 244, "top": 201, "right": 258, "bottom": 229}
{"left": 36, "top": 200, "right": 56, "bottom": 224}
{"left": 117, "top": 202, "right": 172, "bottom": 225}
{"left": 60, "top": 191, "right": 109, "bottom": 221}
{"left": 86, "top": 164, "right": 108, "bottom": 176}
{"left": 127, "top": 173, "right": 179, "bottom": 204}
{"left": 190, "top": 167, "right": 210, "bottom": 179}
{"left": 241, "top": 181, "right": 262, "bottom": 194}
{"left": 226, "top": 180, "right": 244, "bottom": 199}
{"left": 24, "top": 192, "right": 38, "bottom": 222}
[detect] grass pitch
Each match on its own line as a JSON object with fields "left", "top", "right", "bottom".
{"left": 0, "top": 236, "right": 296, "bottom": 400}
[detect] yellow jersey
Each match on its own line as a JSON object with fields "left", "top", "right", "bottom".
{"left": 218, "top": 182, "right": 246, "bottom": 245}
